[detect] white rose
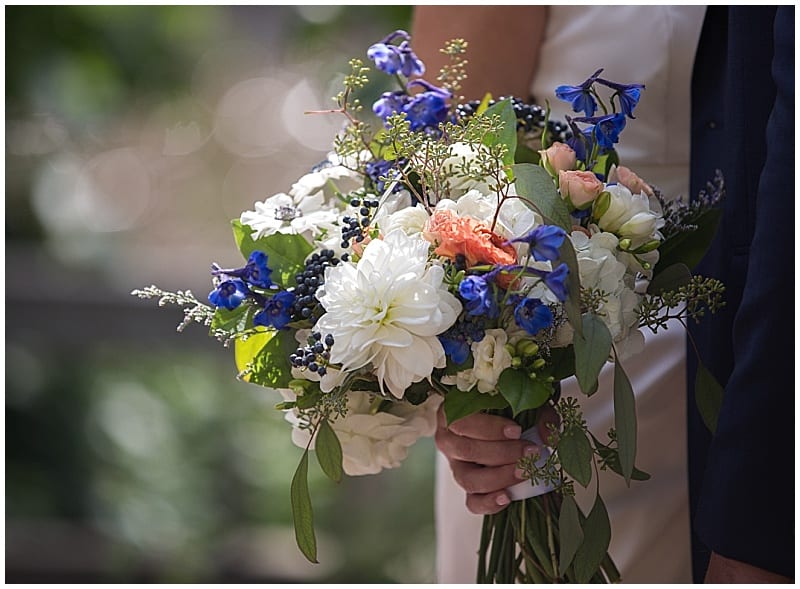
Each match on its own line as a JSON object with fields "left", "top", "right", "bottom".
{"left": 284, "top": 391, "right": 442, "bottom": 476}
{"left": 596, "top": 184, "right": 664, "bottom": 248}
{"left": 378, "top": 203, "right": 430, "bottom": 236}
{"left": 471, "top": 328, "right": 513, "bottom": 394}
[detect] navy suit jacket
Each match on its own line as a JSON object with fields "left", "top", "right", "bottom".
{"left": 688, "top": 5, "right": 794, "bottom": 581}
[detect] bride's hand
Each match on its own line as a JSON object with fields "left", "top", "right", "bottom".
{"left": 434, "top": 405, "right": 558, "bottom": 515}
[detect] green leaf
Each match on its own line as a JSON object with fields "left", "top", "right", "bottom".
{"left": 512, "top": 163, "right": 572, "bottom": 231}
{"left": 558, "top": 427, "right": 593, "bottom": 487}
{"left": 558, "top": 235, "right": 583, "bottom": 339}
{"left": 514, "top": 141, "right": 540, "bottom": 165}
{"left": 497, "top": 368, "right": 552, "bottom": 417}
{"left": 238, "top": 329, "right": 296, "bottom": 388}
{"left": 573, "top": 314, "right": 612, "bottom": 396}
{"left": 444, "top": 354, "right": 474, "bottom": 376}
{"left": 590, "top": 433, "right": 651, "bottom": 481}
{"left": 695, "top": 361, "right": 724, "bottom": 434}
{"left": 656, "top": 207, "right": 722, "bottom": 272}
{"left": 290, "top": 451, "right": 317, "bottom": 563}
{"left": 232, "top": 220, "right": 313, "bottom": 287}
{"left": 648, "top": 262, "right": 692, "bottom": 294}
{"left": 547, "top": 346, "right": 576, "bottom": 382}
{"left": 443, "top": 387, "right": 508, "bottom": 425}
{"left": 315, "top": 419, "right": 343, "bottom": 483}
{"left": 573, "top": 494, "right": 611, "bottom": 583}
{"left": 591, "top": 149, "right": 619, "bottom": 180}
{"left": 210, "top": 305, "right": 250, "bottom": 334}
{"left": 481, "top": 99, "right": 517, "bottom": 170}
{"left": 558, "top": 494, "right": 584, "bottom": 577}
{"left": 613, "top": 359, "right": 637, "bottom": 484}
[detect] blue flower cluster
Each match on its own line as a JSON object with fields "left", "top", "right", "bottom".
{"left": 208, "top": 251, "right": 296, "bottom": 330}
{"left": 366, "top": 30, "right": 452, "bottom": 133}
{"left": 439, "top": 224, "right": 572, "bottom": 362}
{"left": 555, "top": 68, "right": 644, "bottom": 166}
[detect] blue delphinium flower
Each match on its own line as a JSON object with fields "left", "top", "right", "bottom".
{"left": 459, "top": 275, "right": 499, "bottom": 318}
{"left": 543, "top": 263, "right": 569, "bottom": 302}
{"left": 555, "top": 68, "right": 603, "bottom": 117}
{"left": 373, "top": 91, "right": 409, "bottom": 124}
{"left": 506, "top": 225, "right": 567, "bottom": 262}
{"left": 366, "top": 30, "right": 425, "bottom": 77}
{"left": 514, "top": 297, "right": 554, "bottom": 335}
{"left": 254, "top": 289, "right": 296, "bottom": 330}
{"left": 366, "top": 158, "right": 405, "bottom": 193}
{"left": 596, "top": 77, "right": 645, "bottom": 118}
{"left": 575, "top": 113, "right": 627, "bottom": 150}
{"left": 439, "top": 316, "right": 486, "bottom": 363}
{"left": 209, "top": 279, "right": 249, "bottom": 310}
{"left": 403, "top": 80, "right": 451, "bottom": 131}
{"left": 243, "top": 251, "right": 273, "bottom": 288}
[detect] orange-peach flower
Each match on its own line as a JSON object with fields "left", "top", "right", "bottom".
{"left": 423, "top": 209, "right": 517, "bottom": 287}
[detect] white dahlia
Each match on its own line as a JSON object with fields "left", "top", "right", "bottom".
{"left": 315, "top": 229, "right": 462, "bottom": 398}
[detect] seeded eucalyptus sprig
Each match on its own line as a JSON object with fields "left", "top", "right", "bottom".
{"left": 637, "top": 275, "right": 726, "bottom": 333}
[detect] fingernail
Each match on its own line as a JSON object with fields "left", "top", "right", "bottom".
{"left": 523, "top": 445, "right": 538, "bottom": 457}
{"left": 504, "top": 425, "right": 522, "bottom": 439}
{"left": 514, "top": 468, "right": 526, "bottom": 480}
{"left": 496, "top": 494, "right": 510, "bottom": 506}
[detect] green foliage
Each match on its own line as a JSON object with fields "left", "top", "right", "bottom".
{"left": 558, "top": 495, "right": 584, "bottom": 577}
{"left": 591, "top": 433, "right": 651, "bottom": 481}
{"left": 316, "top": 419, "right": 344, "bottom": 484}
{"left": 239, "top": 329, "right": 296, "bottom": 389}
{"left": 497, "top": 368, "right": 552, "bottom": 417}
{"left": 695, "top": 361, "right": 724, "bottom": 434}
{"left": 442, "top": 387, "right": 508, "bottom": 425}
{"left": 656, "top": 207, "right": 723, "bottom": 273}
{"left": 291, "top": 450, "right": 318, "bottom": 563}
{"left": 232, "top": 221, "right": 313, "bottom": 288}
{"left": 612, "top": 359, "right": 637, "bottom": 484}
{"left": 558, "top": 238, "right": 584, "bottom": 338}
{"left": 573, "top": 314, "right": 612, "bottom": 396}
{"left": 638, "top": 274, "right": 726, "bottom": 333}
{"left": 572, "top": 495, "right": 611, "bottom": 584}
{"left": 647, "top": 262, "right": 692, "bottom": 295}
{"left": 481, "top": 99, "right": 517, "bottom": 170}
{"left": 558, "top": 428, "right": 593, "bottom": 487}
{"left": 512, "top": 163, "right": 572, "bottom": 231}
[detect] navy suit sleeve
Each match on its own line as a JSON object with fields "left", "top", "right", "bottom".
{"left": 694, "top": 7, "right": 795, "bottom": 578}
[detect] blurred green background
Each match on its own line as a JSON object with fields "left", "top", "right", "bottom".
{"left": 6, "top": 5, "right": 443, "bottom": 583}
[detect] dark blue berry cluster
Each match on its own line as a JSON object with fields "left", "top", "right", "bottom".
{"left": 340, "top": 197, "right": 380, "bottom": 248}
{"left": 438, "top": 315, "right": 487, "bottom": 365}
{"left": 290, "top": 332, "right": 335, "bottom": 377}
{"left": 292, "top": 250, "right": 339, "bottom": 323}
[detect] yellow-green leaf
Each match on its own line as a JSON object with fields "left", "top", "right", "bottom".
{"left": 316, "top": 419, "right": 343, "bottom": 483}
{"left": 290, "top": 451, "right": 317, "bottom": 563}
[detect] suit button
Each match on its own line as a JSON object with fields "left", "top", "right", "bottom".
{"left": 707, "top": 120, "right": 718, "bottom": 129}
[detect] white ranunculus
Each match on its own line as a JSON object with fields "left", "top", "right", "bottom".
{"left": 596, "top": 184, "right": 664, "bottom": 248}
{"left": 471, "top": 328, "right": 513, "bottom": 394}
{"left": 315, "top": 229, "right": 462, "bottom": 398}
{"left": 439, "top": 142, "right": 497, "bottom": 198}
{"left": 239, "top": 192, "right": 339, "bottom": 241}
{"left": 377, "top": 200, "right": 429, "bottom": 236}
{"left": 283, "top": 391, "right": 442, "bottom": 476}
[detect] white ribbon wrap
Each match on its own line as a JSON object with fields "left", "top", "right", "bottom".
{"left": 506, "top": 426, "right": 557, "bottom": 501}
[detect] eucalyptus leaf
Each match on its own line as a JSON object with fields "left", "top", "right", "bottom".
{"left": 497, "top": 368, "right": 552, "bottom": 417}
{"left": 656, "top": 208, "right": 722, "bottom": 273}
{"left": 590, "top": 433, "right": 651, "bottom": 481}
{"left": 316, "top": 419, "right": 344, "bottom": 483}
{"left": 443, "top": 387, "right": 508, "bottom": 425}
{"left": 647, "top": 262, "right": 692, "bottom": 295}
{"left": 512, "top": 163, "right": 572, "bottom": 231}
{"left": 210, "top": 305, "right": 250, "bottom": 334}
{"left": 558, "top": 494, "right": 584, "bottom": 577}
{"left": 558, "top": 238, "right": 583, "bottom": 338}
{"left": 573, "top": 494, "right": 611, "bottom": 583}
{"left": 695, "top": 361, "right": 724, "bottom": 434}
{"left": 235, "top": 330, "right": 274, "bottom": 376}
{"left": 613, "top": 359, "right": 637, "bottom": 484}
{"left": 573, "top": 314, "right": 612, "bottom": 396}
{"left": 232, "top": 220, "right": 313, "bottom": 287}
{"left": 481, "top": 99, "right": 517, "bottom": 170}
{"left": 290, "top": 451, "right": 317, "bottom": 563}
{"left": 558, "top": 427, "right": 593, "bottom": 487}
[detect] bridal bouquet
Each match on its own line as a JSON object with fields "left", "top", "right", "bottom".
{"left": 133, "top": 30, "right": 725, "bottom": 583}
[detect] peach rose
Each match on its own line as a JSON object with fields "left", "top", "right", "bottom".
{"left": 539, "top": 142, "right": 577, "bottom": 175}
{"left": 609, "top": 165, "right": 654, "bottom": 197}
{"left": 558, "top": 169, "right": 604, "bottom": 209}
{"left": 423, "top": 209, "right": 517, "bottom": 286}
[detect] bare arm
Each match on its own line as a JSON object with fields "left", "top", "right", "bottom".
{"left": 410, "top": 6, "right": 549, "bottom": 101}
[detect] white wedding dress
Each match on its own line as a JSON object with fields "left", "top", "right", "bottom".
{"left": 435, "top": 6, "right": 707, "bottom": 583}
